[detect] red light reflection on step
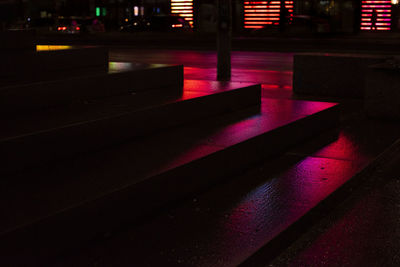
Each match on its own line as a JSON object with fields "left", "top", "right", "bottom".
{"left": 184, "top": 67, "right": 292, "bottom": 86}
{"left": 218, "top": 156, "right": 358, "bottom": 260}
{"left": 312, "top": 131, "right": 372, "bottom": 164}
{"left": 287, "top": 190, "right": 385, "bottom": 266}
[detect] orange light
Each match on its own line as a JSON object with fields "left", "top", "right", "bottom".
{"left": 171, "top": 0, "right": 193, "bottom": 27}
{"left": 360, "top": 1, "right": 392, "bottom": 31}
{"left": 243, "top": 0, "right": 293, "bottom": 30}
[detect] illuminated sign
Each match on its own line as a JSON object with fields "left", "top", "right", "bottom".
{"left": 360, "top": 0, "right": 392, "bottom": 31}
{"left": 243, "top": 1, "right": 294, "bottom": 29}
{"left": 171, "top": 0, "right": 193, "bottom": 27}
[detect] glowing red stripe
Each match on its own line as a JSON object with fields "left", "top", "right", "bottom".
{"left": 244, "top": 26, "right": 265, "bottom": 28}
{"left": 245, "top": 19, "right": 279, "bottom": 23}
{"left": 245, "top": 17, "right": 280, "bottom": 20}
{"left": 245, "top": 13, "right": 280, "bottom": 16}
{"left": 361, "top": 5, "right": 391, "bottom": 7}
{"left": 244, "top": 9, "right": 281, "bottom": 12}
{"left": 245, "top": 14, "right": 281, "bottom": 17}
{"left": 244, "top": 1, "right": 266, "bottom": 3}
{"left": 361, "top": 9, "right": 391, "bottom": 12}
{"left": 244, "top": 5, "right": 281, "bottom": 8}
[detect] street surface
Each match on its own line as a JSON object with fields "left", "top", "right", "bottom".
{"left": 110, "top": 49, "right": 294, "bottom": 99}
{"left": 42, "top": 47, "right": 400, "bottom": 267}
{"left": 110, "top": 49, "right": 294, "bottom": 71}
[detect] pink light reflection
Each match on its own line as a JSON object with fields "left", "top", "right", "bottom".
{"left": 217, "top": 155, "right": 359, "bottom": 263}
{"left": 287, "top": 190, "right": 385, "bottom": 266}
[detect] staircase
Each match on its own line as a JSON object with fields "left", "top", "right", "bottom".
{"left": 0, "top": 41, "right": 339, "bottom": 266}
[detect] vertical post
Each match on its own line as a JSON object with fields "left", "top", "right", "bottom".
{"left": 89, "top": 0, "right": 96, "bottom": 17}
{"left": 217, "top": 0, "right": 232, "bottom": 81}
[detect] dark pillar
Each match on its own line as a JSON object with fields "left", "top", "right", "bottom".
{"left": 217, "top": 0, "right": 232, "bottom": 81}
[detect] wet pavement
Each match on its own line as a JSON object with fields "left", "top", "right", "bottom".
{"left": 110, "top": 49, "right": 294, "bottom": 71}
{"left": 51, "top": 106, "right": 400, "bottom": 267}
{"left": 269, "top": 150, "right": 400, "bottom": 267}
{"left": 45, "top": 49, "right": 400, "bottom": 266}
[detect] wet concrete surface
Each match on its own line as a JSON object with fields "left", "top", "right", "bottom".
{"left": 52, "top": 155, "right": 360, "bottom": 267}
{"left": 109, "top": 49, "right": 294, "bottom": 71}
{"left": 45, "top": 49, "right": 400, "bottom": 266}
{"left": 51, "top": 105, "right": 400, "bottom": 267}
{"left": 0, "top": 97, "right": 334, "bottom": 236}
{"left": 0, "top": 80, "right": 256, "bottom": 140}
{"left": 269, "top": 154, "right": 400, "bottom": 267}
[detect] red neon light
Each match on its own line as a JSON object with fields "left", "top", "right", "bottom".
{"left": 245, "top": 13, "right": 280, "bottom": 16}
{"left": 171, "top": 0, "right": 193, "bottom": 27}
{"left": 362, "top": 0, "right": 391, "bottom": 2}
{"left": 362, "top": 5, "right": 391, "bottom": 7}
{"left": 245, "top": 17, "right": 280, "bottom": 20}
{"left": 243, "top": 0, "right": 294, "bottom": 29}
{"left": 244, "top": 25, "right": 264, "bottom": 28}
{"left": 360, "top": 0, "right": 392, "bottom": 31}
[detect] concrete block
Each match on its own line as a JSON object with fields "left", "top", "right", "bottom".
{"left": 0, "top": 30, "right": 36, "bottom": 52}
{"left": 0, "top": 47, "right": 109, "bottom": 86}
{"left": 0, "top": 83, "right": 260, "bottom": 174}
{"left": 365, "top": 62, "right": 400, "bottom": 120}
{"left": 0, "top": 64, "right": 183, "bottom": 115}
{"left": 293, "top": 53, "right": 387, "bottom": 98}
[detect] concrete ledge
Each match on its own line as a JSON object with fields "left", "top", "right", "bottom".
{"left": 0, "top": 64, "right": 183, "bottom": 115}
{"left": 0, "top": 101, "right": 339, "bottom": 266}
{"left": 0, "top": 30, "right": 36, "bottom": 52}
{"left": 365, "top": 62, "right": 400, "bottom": 120}
{"left": 0, "top": 83, "right": 260, "bottom": 175}
{"left": 293, "top": 53, "right": 388, "bottom": 98}
{"left": 0, "top": 47, "right": 109, "bottom": 86}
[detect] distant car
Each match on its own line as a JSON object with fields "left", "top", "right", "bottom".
{"left": 56, "top": 18, "right": 83, "bottom": 34}
{"left": 55, "top": 17, "right": 104, "bottom": 34}
{"left": 146, "top": 15, "right": 192, "bottom": 31}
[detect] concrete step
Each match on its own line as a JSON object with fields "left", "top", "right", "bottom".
{"left": 0, "top": 46, "right": 109, "bottom": 87}
{"left": 0, "top": 30, "right": 36, "bottom": 52}
{"left": 0, "top": 80, "right": 260, "bottom": 175}
{"left": 52, "top": 145, "right": 372, "bottom": 267}
{"left": 50, "top": 105, "right": 400, "bottom": 267}
{"left": 0, "top": 62, "right": 183, "bottom": 115}
{"left": 0, "top": 97, "right": 339, "bottom": 266}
